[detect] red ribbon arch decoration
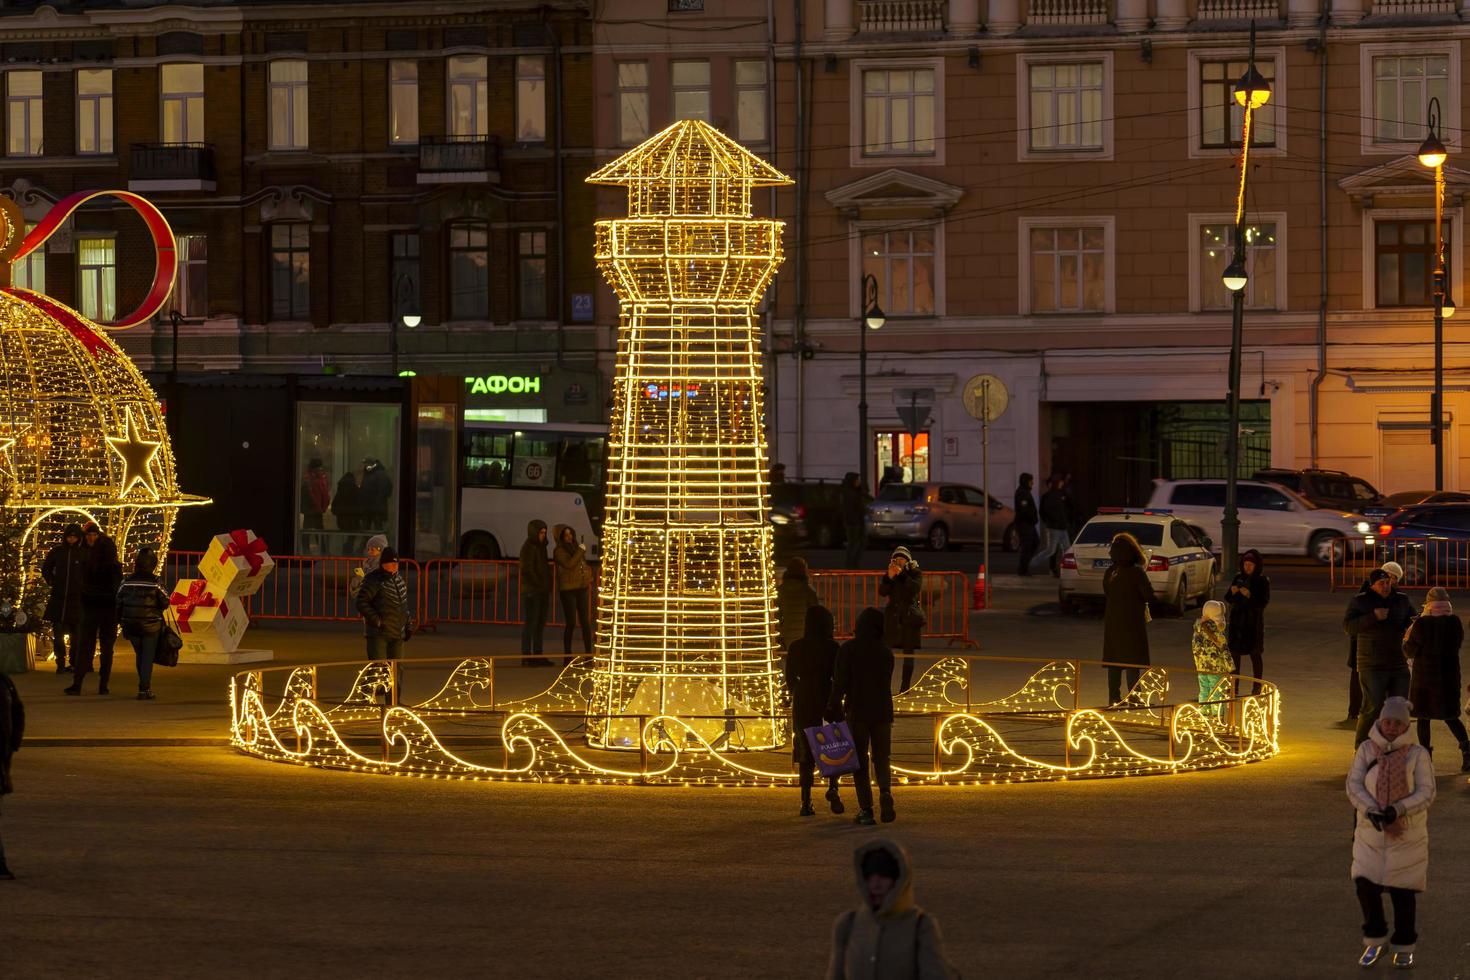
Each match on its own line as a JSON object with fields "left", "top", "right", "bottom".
{"left": 12, "top": 190, "right": 177, "bottom": 330}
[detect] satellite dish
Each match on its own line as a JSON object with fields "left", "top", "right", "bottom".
{"left": 962, "top": 374, "right": 1009, "bottom": 424}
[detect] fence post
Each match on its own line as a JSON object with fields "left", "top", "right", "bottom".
{"left": 638, "top": 716, "right": 648, "bottom": 784}
{"left": 932, "top": 714, "right": 943, "bottom": 784}
{"left": 390, "top": 660, "right": 401, "bottom": 707}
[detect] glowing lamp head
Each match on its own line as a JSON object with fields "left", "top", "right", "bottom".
{"left": 402, "top": 313, "right": 422, "bottom": 329}
{"left": 1443, "top": 296, "right": 1456, "bottom": 318}
{"left": 1418, "top": 131, "right": 1448, "bottom": 169}
{"left": 1222, "top": 259, "right": 1249, "bottom": 292}
{"left": 1232, "top": 65, "right": 1271, "bottom": 110}
{"left": 864, "top": 301, "right": 885, "bottom": 331}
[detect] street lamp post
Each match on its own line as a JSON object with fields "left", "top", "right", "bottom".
{"left": 1418, "top": 98, "right": 1453, "bottom": 490}
{"left": 1220, "top": 23, "right": 1272, "bottom": 586}
{"left": 859, "top": 273, "right": 885, "bottom": 491}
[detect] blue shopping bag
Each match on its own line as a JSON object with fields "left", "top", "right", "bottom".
{"left": 804, "top": 721, "right": 860, "bottom": 777}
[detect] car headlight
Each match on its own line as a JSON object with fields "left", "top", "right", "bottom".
{"left": 1355, "top": 521, "right": 1371, "bottom": 534}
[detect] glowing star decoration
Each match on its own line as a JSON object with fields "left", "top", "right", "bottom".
{"left": 585, "top": 119, "right": 794, "bottom": 750}
{"left": 106, "top": 409, "right": 163, "bottom": 499}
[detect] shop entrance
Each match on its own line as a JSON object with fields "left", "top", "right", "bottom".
{"left": 873, "top": 431, "right": 929, "bottom": 488}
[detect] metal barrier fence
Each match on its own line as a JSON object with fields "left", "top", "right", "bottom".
{"left": 1330, "top": 538, "right": 1466, "bottom": 591}
{"left": 163, "top": 550, "right": 972, "bottom": 644}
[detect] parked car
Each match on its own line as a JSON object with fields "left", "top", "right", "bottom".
{"left": 1374, "top": 502, "right": 1470, "bottom": 584}
{"left": 770, "top": 479, "right": 852, "bottom": 547}
{"left": 1147, "top": 478, "right": 1373, "bottom": 564}
{"left": 1058, "top": 508, "right": 1217, "bottom": 615}
{"left": 1380, "top": 489, "right": 1470, "bottom": 510}
{"left": 1253, "top": 468, "right": 1393, "bottom": 519}
{"left": 866, "top": 482, "right": 1014, "bottom": 551}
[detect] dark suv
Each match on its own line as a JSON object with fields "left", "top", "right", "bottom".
{"left": 771, "top": 480, "right": 852, "bottom": 547}
{"left": 1253, "top": 468, "right": 1392, "bottom": 519}
{"left": 1375, "top": 502, "right": 1470, "bottom": 584}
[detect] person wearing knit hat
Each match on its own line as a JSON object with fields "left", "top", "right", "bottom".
{"left": 1191, "top": 600, "right": 1232, "bottom": 720}
{"left": 355, "top": 544, "right": 413, "bottom": 661}
{"left": 1381, "top": 561, "right": 1406, "bottom": 583}
{"left": 1404, "top": 587, "right": 1470, "bottom": 772}
{"left": 1346, "top": 566, "right": 1415, "bottom": 747}
{"left": 1347, "top": 694, "right": 1435, "bottom": 969}
{"left": 879, "top": 547, "right": 922, "bottom": 696}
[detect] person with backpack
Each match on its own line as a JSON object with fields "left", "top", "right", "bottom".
{"left": 116, "top": 548, "right": 170, "bottom": 701}
{"left": 355, "top": 547, "right": 413, "bottom": 661}
{"left": 827, "top": 838, "right": 956, "bottom": 979}
{"left": 40, "top": 523, "right": 84, "bottom": 673}
{"left": 827, "top": 607, "right": 896, "bottom": 826}
{"left": 785, "top": 604, "right": 844, "bottom": 817}
{"left": 879, "top": 548, "right": 923, "bottom": 694}
{"left": 65, "top": 523, "right": 121, "bottom": 696}
{"left": 0, "top": 668, "right": 23, "bottom": 880}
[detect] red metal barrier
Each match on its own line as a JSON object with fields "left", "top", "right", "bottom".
{"left": 162, "top": 550, "right": 424, "bottom": 622}
{"left": 1330, "top": 538, "right": 1468, "bottom": 591}
{"left": 417, "top": 559, "right": 588, "bottom": 630}
{"left": 812, "top": 570, "right": 972, "bottom": 644}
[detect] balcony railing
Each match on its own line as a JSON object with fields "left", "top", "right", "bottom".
{"left": 857, "top": 0, "right": 946, "bottom": 32}
{"left": 1027, "top": 0, "right": 1109, "bottom": 24}
{"left": 418, "top": 135, "right": 501, "bottom": 177}
{"left": 131, "top": 142, "right": 216, "bottom": 182}
{"left": 1196, "top": 0, "right": 1280, "bottom": 17}
{"left": 1370, "top": 0, "right": 1455, "bottom": 13}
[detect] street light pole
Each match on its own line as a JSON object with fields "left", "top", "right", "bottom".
{"left": 859, "top": 273, "right": 885, "bottom": 491}
{"left": 1418, "top": 98, "right": 1452, "bottom": 490}
{"left": 1220, "top": 22, "right": 1271, "bottom": 586}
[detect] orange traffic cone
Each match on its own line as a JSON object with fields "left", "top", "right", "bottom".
{"left": 971, "top": 564, "right": 988, "bottom": 611}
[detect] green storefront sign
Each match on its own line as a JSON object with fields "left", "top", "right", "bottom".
{"left": 464, "top": 375, "right": 541, "bottom": 395}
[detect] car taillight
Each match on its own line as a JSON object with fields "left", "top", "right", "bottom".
{"left": 1378, "top": 524, "right": 1394, "bottom": 537}
{"left": 1060, "top": 552, "right": 1077, "bottom": 570}
{"left": 795, "top": 505, "right": 806, "bottom": 518}
{"left": 1147, "top": 556, "right": 1170, "bottom": 572}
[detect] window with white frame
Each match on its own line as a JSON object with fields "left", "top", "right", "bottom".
{"left": 269, "top": 60, "right": 309, "bottom": 150}
{"left": 161, "top": 63, "right": 204, "bottom": 144}
{"left": 516, "top": 56, "right": 546, "bottom": 142}
{"left": 735, "top": 60, "right": 767, "bottom": 144}
{"left": 1198, "top": 222, "right": 1278, "bottom": 311}
{"left": 1027, "top": 225, "right": 1107, "bottom": 313}
{"left": 862, "top": 67, "right": 935, "bottom": 156}
{"left": 77, "top": 238, "right": 116, "bottom": 322}
{"left": 448, "top": 55, "right": 489, "bottom": 138}
{"left": 672, "top": 61, "right": 711, "bottom": 122}
{"left": 617, "top": 62, "right": 649, "bottom": 145}
{"left": 7, "top": 71, "right": 42, "bottom": 156}
{"left": 1199, "top": 58, "right": 1276, "bottom": 149}
{"left": 389, "top": 60, "right": 419, "bottom": 145}
{"left": 76, "top": 69, "right": 113, "bottom": 155}
{"left": 13, "top": 223, "right": 42, "bottom": 291}
{"left": 1372, "top": 54, "right": 1448, "bottom": 145}
{"left": 164, "top": 234, "right": 208, "bottom": 319}
{"left": 1028, "top": 62, "right": 1104, "bottom": 152}
{"left": 861, "top": 226, "right": 936, "bottom": 317}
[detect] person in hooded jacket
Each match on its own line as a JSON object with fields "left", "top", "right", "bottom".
{"left": 1191, "top": 599, "right": 1233, "bottom": 720}
{"left": 827, "top": 607, "right": 896, "bottom": 826}
{"left": 65, "top": 523, "right": 120, "bottom": 696}
{"left": 1223, "top": 549, "right": 1271, "bottom": 695}
{"left": 1403, "top": 586, "right": 1470, "bottom": 772}
{"left": 827, "top": 838, "right": 955, "bottom": 980}
{"left": 519, "top": 520, "right": 552, "bottom": 666}
{"left": 1014, "top": 472, "right": 1039, "bottom": 577}
{"left": 0, "top": 669, "right": 23, "bottom": 880}
{"left": 1347, "top": 569, "right": 1415, "bottom": 747}
{"left": 356, "top": 547, "right": 413, "bottom": 660}
{"left": 785, "top": 604, "right": 845, "bottom": 817}
{"left": 348, "top": 534, "right": 389, "bottom": 602}
{"left": 1103, "top": 532, "right": 1153, "bottom": 704}
{"left": 40, "top": 522, "right": 85, "bottom": 673}
{"left": 777, "top": 555, "right": 820, "bottom": 652}
{"left": 553, "top": 524, "right": 593, "bottom": 664}
{"left": 879, "top": 548, "right": 923, "bottom": 694}
{"left": 115, "top": 548, "right": 170, "bottom": 700}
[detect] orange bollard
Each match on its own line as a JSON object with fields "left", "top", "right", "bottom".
{"left": 971, "top": 564, "right": 988, "bottom": 611}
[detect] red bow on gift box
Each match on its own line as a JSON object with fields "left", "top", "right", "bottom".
{"left": 220, "top": 529, "right": 269, "bottom": 576}
{"left": 169, "top": 580, "right": 222, "bottom": 633}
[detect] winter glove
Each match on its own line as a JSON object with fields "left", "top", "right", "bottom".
{"left": 1366, "top": 810, "right": 1385, "bottom": 832}
{"left": 1380, "top": 805, "right": 1398, "bottom": 825}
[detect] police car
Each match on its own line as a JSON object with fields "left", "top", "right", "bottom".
{"left": 1058, "top": 508, "right": 1218, "bottom": 616}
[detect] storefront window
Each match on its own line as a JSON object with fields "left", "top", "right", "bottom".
{"left": 874, "top": 431, "right": 930, "bottom": 488}
{"left": 296, "top": 402, "right": 401, "bottom": 556}
{"left": 415, "top": 404, "right": 455, "bottom": 558}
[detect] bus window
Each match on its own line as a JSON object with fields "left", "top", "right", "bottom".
{"left": 559, "top": 436, "right": 604, "bottom": 491}
{"left": 512, "top": 434, "right": 557, "bottom": 488}
{"left": 463, "top": 430, "right": 510, "bottom": 487}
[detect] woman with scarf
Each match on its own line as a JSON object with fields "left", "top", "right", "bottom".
{"left": 1190, "top": 600, "right": 1232, "bottom": 721}
{"left": 1346, "top": 696, "right": 1435, "bottom": 969}
{"left": 1404, "top": 586, "right": 1470, "bottom": 772}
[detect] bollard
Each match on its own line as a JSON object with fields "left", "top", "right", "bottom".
{"left": 971, "top": 564, "right": 988, "bottom": 610}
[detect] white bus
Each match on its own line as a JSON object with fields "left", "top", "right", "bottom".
{"left": 459, "top": 421, "right": 608, "bottom": 559}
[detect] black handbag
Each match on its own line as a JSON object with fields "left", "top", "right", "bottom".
{"left": 155, "top": 627, "right": 182, "bottom": 667}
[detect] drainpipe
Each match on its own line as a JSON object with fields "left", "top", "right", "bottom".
{"left": 1309, "top": 15, "right": 1329, "bottom": 466}
{"left": 545, "top": 11, "right": 567, "bottom": 365}
{"left": 792, "top": 0, "right": 808, "bottom": 477}
{"left": 767, "top": 0, "right": 779, "bottom": 465}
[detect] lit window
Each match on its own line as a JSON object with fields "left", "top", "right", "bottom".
{"left": 617, "top": 62, "right": 649, "bottom": 145}
{"left": 862, "top": 68, "right": 935, "bottom": 156}
{"left": 1028, "top": 62, "right": 1104, "bottom": 151}
{"left": 165, "top": 234, "right": 208, "bottom": 319}
{"left": 76, "top": 69, "right": 114, "bottom": 155}
{"left": 1373, "top": 55, "right": 1448, "bottom": 144}
{"left": 516, "top": 56, "right": 546, "bottom": 142}
{"left": 447, "top": 55, "right": 488, "bottom": 138}
{"left": 518, "top": 230, "right": 548, "bottom": 319}
{"left": 7, "top": 71, "right": 42, "bottom": 156}
{"left": 1200, "top": 59, "right": 1276, "bottom": 149}
{"left": 1029, "top": 226, "right": 1106, "bottom": 313}
{"left": 389, "top": 60, "right": 419, "bottom": 145}
{"left": 270, "top": 60, "right": 309, "bottom": 151}
{"left": 270, "top": 223, "right": 311, "bottom": 321}
{"left": 861, "top": 227, "right": 935, "bottom": 316}
{"left": 1376, "top": 219, "right": 1451, "bottom": 307}
{"left": 449, "top": 222, "right": 489, "bottom": 320}
{"left": 672, "top": 60, "right": 710, "bottom": 121}
{"left": 77, "top": 238, "right": 116, "bottom": 322}
{"left": 13, "top": 223, "right": 43, "bottom": 291}
{"left": 734, "top": 60, "right": 767, "bottom": 144}
{"left": 161, "top": 63, "right": 204, "bottom": 144}
{"left": 1199, "top": 223, "right": 1277, "bottom": 310}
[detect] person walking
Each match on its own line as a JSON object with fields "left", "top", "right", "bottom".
{"left": 519, "top": 520, "right": 552, "bottom": 667}
{"left": 1404, "top": 586, "right": 1470, "bottom": 772}
{"left": 40, "top": 522, "right": 84, "bottom": 673}
{"left": 1347, "top": 569, "right": 1415, "bottom": 747}
{"left": 553, "top": 524, "right": 593, "bottom": 664}
{"left": 1347, "top": 696, "right": 1435, "bottom": 970}
{"left": 839, "top": 472, "right": 866, "bottom": 570}
{"left": 355, "top": 547, "right": 413, "bottom": 661}
{"left": 1035, "top": 474, "right": 1072, "bottom": 576}
{"left": 777, "top": 555, "right": 820, "bottom": 652}
{"left": 1103, "top": 532, "right": 1152, "bottom": 704}
{"left": 1013, "top": 473, "right": 1040, "bottom": 577}
{"left": 299, "top": 458, "right": 330, "bottom": 554}
{"left": 1223, "top": 548, "right": 1271, "bottom": 695}
{"left": 878, "top": 548, "right": 923, "bottom": 694}
{"left": 826, "top": 838, "right": 955, "bottom": 979}
{"left": 827, "top": 607, "right": 896, "bottom": 826}
{"left": 65, "top": 523, "right": 120, "bottom": 696}
{"left": 115, "top": 548, "right": 169, "bottom": 701}
{"left": 1347, "top": 562, "right": 1410, "bottom": 725}
{"left": 0, "top": 668, "right": 23, "bottom": 881}
{"left": 784, "top": 604, "right": 845, "bottom": 817}
{"left": 1191, "top": 599, "right": 1233, "bottom": 720}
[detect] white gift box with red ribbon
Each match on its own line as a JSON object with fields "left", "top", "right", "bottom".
{"left": 201, "top": 529, "right": 275, "bottom": 598}
{"left": 166, "top": 578, "right": 248, "bottom": 655}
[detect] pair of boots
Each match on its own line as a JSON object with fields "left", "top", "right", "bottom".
{"left": 63, "top": 674, "right": 109, "bottom": 696}
{"left": 800, "top": 785, "right": 846, "bottom": 817}
{"left": 855, "top": 793, "right": 896, "bottom": 826}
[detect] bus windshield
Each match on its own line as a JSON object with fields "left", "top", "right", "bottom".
{"left": 462, "top": 426, "right": 607, "bottom": 498}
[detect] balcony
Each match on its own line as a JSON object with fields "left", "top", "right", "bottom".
{"left": 857, "top": 0, "right": 946, "bottom": 32}
{"left": 1027, "top": 0, "right": 1109, "bottom": 25}
{"left": 129, "top": 143, "right": 216, "bottom": 192}
{"left": 417, "top": 135, "right": 502, "bottom": 185}
{"left": 1370, "top": 0, "right": 1455, "bottom": 13}
{"left": 1196, "top": 0, "right": 1280, "bottom": 17}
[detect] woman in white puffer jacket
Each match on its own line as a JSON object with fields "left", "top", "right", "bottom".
{"left": 1346, "top": 695, "right": 1435, "bottom": 970}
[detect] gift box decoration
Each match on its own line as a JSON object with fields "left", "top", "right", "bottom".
{"left": 167, "top": 578, "right": 247, "bottom": 655}
{"left": 200, "top": 528, "right": 274, "bottom": 598}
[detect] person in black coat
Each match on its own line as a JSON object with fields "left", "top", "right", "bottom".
{"left": 1102, "top": 533, "right": 1153, "bottom": 704}
{"left": 355, "top": 547, "right": 413, "bottom": 661}
{"left": 65, "top": 523, "right": 121, "bottom": 696}
{"left": 1345, "top": 562, "right": 1411, "bottom": 724}
{"left": 839, "top": 471, "right": 866, "bottom": 570}
{"left": 40, "top": 523, "right": 84, "bottom": 673}
{"left": 826, "top": 607, "right": 895, "bottom": 826}
{"left": 116, "top": 549, "right": 170, "bottom": 700}
{"left": 0, "top": 669, "right": 23, "bottom": 880}
{"left": 878, "top": 548, "right": 923, "bottom": 694}
{"left": 1404, "top": 586, "right": 1470, "bottom": 771}
{"left": 1014, "top": 473, "right": 1039, "bottom": 577}
{"left": 1224, "top": 549, "right": 1271, "bottom": 695}
{"left": 784, "top": 604, "right": 845, "bottom": 817}
{"left": 1346, "top": 569, "right": 1414, "bottom": 747}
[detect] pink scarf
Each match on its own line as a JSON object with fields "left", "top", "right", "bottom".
{"left": 1371, "top": 739, "right": 1410, "bottom": 839}
{"left": 1424, "top": 601, "right": 1453, "bottom": 617}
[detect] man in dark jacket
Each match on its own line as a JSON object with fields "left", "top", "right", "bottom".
{"left": 1014, "top": 473, "right": 1039, "bottom": 576}
{"left": 40, "top": 523, "right": 85, "bottom": 673}
{"left": 1344, "top": 561, "right": 1410, "bottom": 724}
{"left": 65, "top": 523, "right": 120, "bottom": 696}
{"left": 1036, "top": 475, "right": 1072, "bottom": 577}
{"left": 116, "top": 549, "right": 170, "bottom": 699}
{"left": 827, "top": 607, "right": 895, "bottom": 826}
{"left": 519, "top": 520, "right": 552, "bottom": 666}
{"left": 0, "top": 669, "right": 23, "bottom": 879}
{"left": 785, "top": 604, "right": 845, "bottom": 817}
{"left": 356, "top": 547, "right": 413, "bottom": 661}
{"left": 839, "top": 472, "right": 867, "bottom": 570}
{"left": 1346, "top": 569, "right": 1414, "bottom": 746}
{"left": 360, "top": 458, "right": 394, "bottom": 533}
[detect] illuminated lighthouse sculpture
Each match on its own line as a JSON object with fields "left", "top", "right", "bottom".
{"left": 587, "top": 120, "right": 791, "bottom": 750}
